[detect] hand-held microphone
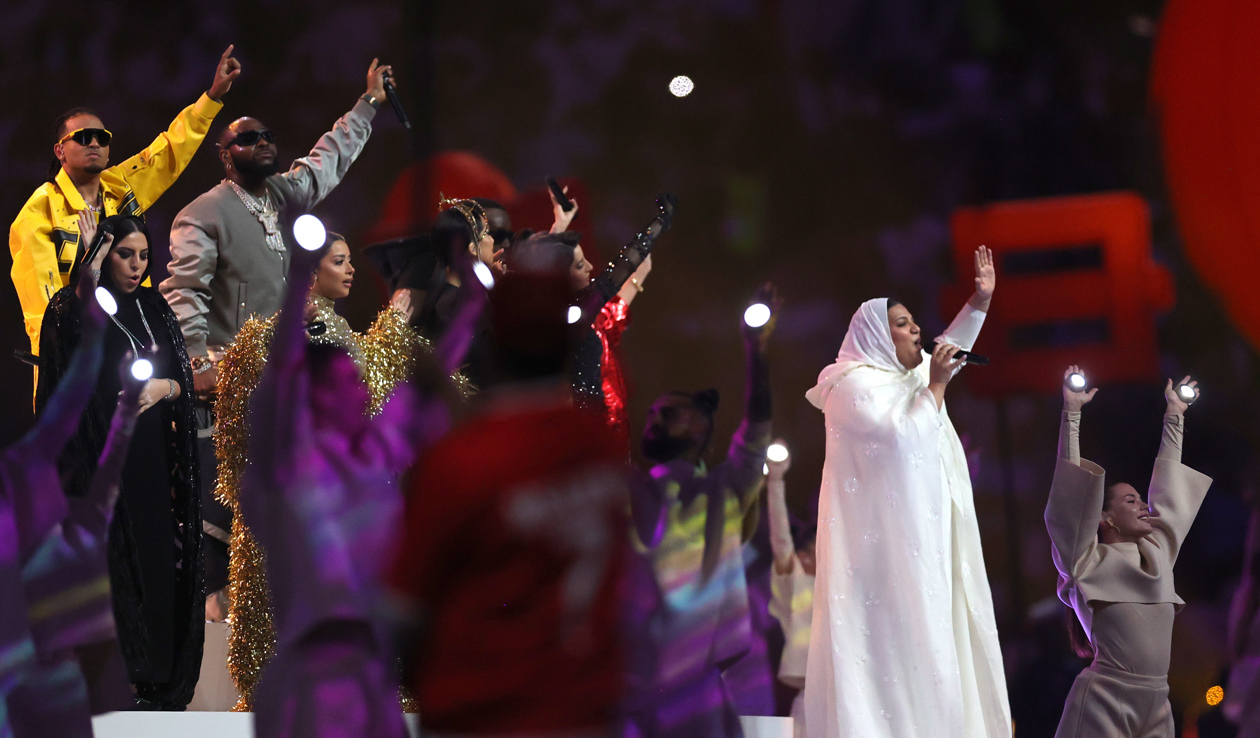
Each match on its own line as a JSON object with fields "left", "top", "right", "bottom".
{"left": 546, "top": 177, "right": 574, "bottom": 212}
{"left": 383, "top": 77, "right": 410, "bottom": 129}
{"left": 927, "top": 340, "right": 990, "bottom": 366}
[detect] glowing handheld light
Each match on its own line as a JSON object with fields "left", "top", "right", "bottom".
{"left": 669, "top": 75, "right": 694, "bottom": 97}
{"left": 744, "top": 302, "right": 771, "bottom": 328}
{"left": 130, "top": 358, "right": 154, "bottom": 381}
{"left": 95, "top": 286, "right": 117, "bottom": 316}
{"left": 472, "top": 261, "right": 495, "bottom": 289}
{"left": 1176, "top": 383, "right": 1198, "bottom": 405}
{"left": 293, "top": 214, "right": 327, "bottom": 251}
{"left": 567, "top": 305, "right": 583, "bottom": 325}
{"left": 767, "top": 443, "right": 789, "bottom": 463}
{"left": 1065, "top": 371, "right": 1088, "bottom": 392}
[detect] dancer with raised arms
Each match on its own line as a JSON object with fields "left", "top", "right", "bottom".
{"left": 1047, "top": 369, "right": 1211, "bottom": 737}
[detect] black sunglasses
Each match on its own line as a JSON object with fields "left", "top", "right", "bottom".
{"left": 228, "top": 129, "right": 276, "bottom": 148}
{"left": 489, "top": 227, "right": 514, "bottom": 246}
{"left": 59, "top": 127, "right": 112, "bottom": 147}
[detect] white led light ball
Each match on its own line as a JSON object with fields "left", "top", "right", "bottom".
{"left": 472, "top": 261, "right": 495, "bottom": 289}
{"left": 1067, "top": 372, "right": 1087, "bottom": 391}
{"left": 669, "top": 75, "right": 694, "bottom": 98}
{"left": 1177, "top": 384, "right": 1197, "bottom": 404}
{"left": 95, "top": 286, "right": 117, "bottom": 316}
{"left": 130, "top": 358, "right": 154, "bottom": 381}
{"left": 567, "top": 305, "right": 583, "bottom": 325}
{"left": 767, "top": 443, "right": 789, "bottom": 463}
{"left": 744, "top": 303, "right": 771, "bottom": 328}
{"left": 293, "top": 214, "right": 327, "bottom": 251}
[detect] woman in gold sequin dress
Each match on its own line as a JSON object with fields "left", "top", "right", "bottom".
{"left": 214, "top": 231, "right": 463, "bottom": 710}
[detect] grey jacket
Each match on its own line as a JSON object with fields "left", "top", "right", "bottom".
{"left": 160, "top": 99, "right": 376, "bottom": 357}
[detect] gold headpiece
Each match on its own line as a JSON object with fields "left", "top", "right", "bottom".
{"left": 438, "top": 193, "right": 489, "bottom": 243}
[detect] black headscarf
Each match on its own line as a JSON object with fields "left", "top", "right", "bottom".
{"left": 35, "top": 214, "right": 204, "bottom": 709}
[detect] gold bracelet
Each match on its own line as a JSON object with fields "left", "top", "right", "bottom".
{"left": 630, "top": 277, "right": 644, "bottom": 293}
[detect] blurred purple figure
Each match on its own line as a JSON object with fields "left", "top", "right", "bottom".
{"left": 625, "top": 284, "right": 779, "bottom": 738}
{"left": 2, "top": 273, "right": 145, "bottom": 737}
{"left": 240, "top": 217, "right": 469, "bottom": 738}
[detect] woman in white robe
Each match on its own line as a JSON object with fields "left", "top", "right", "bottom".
{"left": 802, "top": 246, "right": 1011, "bottom": 738}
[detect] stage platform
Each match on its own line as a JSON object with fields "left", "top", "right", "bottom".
{"left": 90, "top": 713, "right": 792, "bottom": 737}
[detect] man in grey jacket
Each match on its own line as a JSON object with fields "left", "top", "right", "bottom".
{"left": 160, "top": 58, "right": 394, "bottom": 617}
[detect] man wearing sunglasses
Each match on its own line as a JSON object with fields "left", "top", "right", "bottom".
{"left": 9, "top": 45, "right": 242, "bottom": 360}
{"left": 159, "top": 59, "right": 394, "bottom": 617}
{"left": 161, "top": 57, "right": 394, "bottom": 398}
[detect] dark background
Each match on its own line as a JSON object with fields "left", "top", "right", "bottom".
{"left": 1, "top": 1, "right": 1252, "bottom": 733}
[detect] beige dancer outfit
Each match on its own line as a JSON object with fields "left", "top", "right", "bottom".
{"left": 1046, "top": 409, "right": 1212, "bottom": 738}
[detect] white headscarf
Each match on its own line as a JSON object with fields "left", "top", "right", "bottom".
{"left": 805, "top": 297, "right": 911, "bottom": 410}
{"left": 801, "top": 296, "right": 1011, "bottom": 738}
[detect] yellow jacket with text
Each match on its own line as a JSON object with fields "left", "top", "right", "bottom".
{"left": 9, "top": 93, "right": 223, "bottom": 352}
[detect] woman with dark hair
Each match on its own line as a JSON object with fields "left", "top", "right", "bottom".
{"left": 35, "top": 213, "right": 203, "bottom": 710}
{"left": 508, "top": 194, "right": 674, "bottom": 420}
{"left": 213, "top": 227, "right": 474, "bottom": 709}
{"left": 413, "top": 198, "right": 501, "bottom": 389}
{"left": 416, "top": 198, "right": 495, "bottom": 336}
{"left": 1047, "top": 368, "right": 1211, "bottom": 738}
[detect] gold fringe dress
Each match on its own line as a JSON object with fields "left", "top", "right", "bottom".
{"left": 214, "top": 295, "right": 466, "bottom": 710}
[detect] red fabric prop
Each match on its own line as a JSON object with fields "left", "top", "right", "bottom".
{"left": 943, "top": 192, "right": 1173, "bottom": 398}
{"left": 1152, "top": 0, "right": 1260, "bottom": 353}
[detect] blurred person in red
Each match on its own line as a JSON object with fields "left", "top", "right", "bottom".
{"left": 389, "top": 260, "right": 632, "bottom": 736}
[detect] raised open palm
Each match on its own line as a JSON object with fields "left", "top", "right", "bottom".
{"left": 974, "top": 245, "right": 996, "bottom": 299}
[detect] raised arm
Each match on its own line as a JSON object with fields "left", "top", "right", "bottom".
{"left": 765, "top": 440, "right": 795, "bottom": 575}
{"left": 1157, "top": 376, "right": 1196, "bottom": 463}
{"left": 615, "top": 255, "right": 651, "bottom": 309}
{"left": 574, "top": 194, "right": 674, "bottom": 322}
{"left": 934, "top": 246, "right": 995, "bottom": 354}
{"left": 726, "top": 283, "right": 778, "bottom": 505}
{"left": 1045, "top": 367, "right": 1103, "bottom": 582}
{"left": 280, "top": 61, "right": 385, "bottom": 210}
{"left": 1148, "top": 376, "right": 1212, "bottom": 564}
{"left": 1059, "top": 365, "right": 1097, "bottom": 465}
{"left": 270, "top": 231, "right": 323, "bottom": 378}
{"left": 17, "top": 356, "right": 144, "bottom": 659}
{"left": 117, "top": 46, "right": 236, "bottom": 210}
{"left": 77, "top": 358, "right": 145, "bottom": 533}
{"left": 246, "top": 215, "right": 325, "bottom": 487}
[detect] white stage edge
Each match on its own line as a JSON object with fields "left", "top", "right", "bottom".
{"left": 91, "top": 713, "right": 792, "bottom": 737}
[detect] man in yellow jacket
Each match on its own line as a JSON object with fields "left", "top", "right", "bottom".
{"left": 10, "top": 45, "right": 242, "bottom": 356}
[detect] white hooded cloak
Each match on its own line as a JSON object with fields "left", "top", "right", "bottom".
{"left": 802, "top": 298, "right": 1011, "bottom": 738}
